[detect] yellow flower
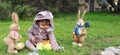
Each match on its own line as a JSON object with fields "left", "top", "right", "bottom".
{"left": 16, "top": 42, "right": 25, "bottom": 50}
{"left": 44, "top": 43, "right": 51, "bottom": 50}
{"left": 36, "top": 43, "right": 44, "bottom": 50}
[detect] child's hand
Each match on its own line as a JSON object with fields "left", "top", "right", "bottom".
{"left": 31, "top": 37, "right": 36, "bottom": 43}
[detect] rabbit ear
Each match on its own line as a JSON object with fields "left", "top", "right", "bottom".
{"left": 81, "top": 10, "right": 87, "bottom": 19}
{"left": 78, "top": 9, "right": 81, "bottom": 19}
{"left": 47, "top": 11, "right": 54, "bottom": 19}
{"left": 12, "top": 12, "right": 19, "bottom": 23}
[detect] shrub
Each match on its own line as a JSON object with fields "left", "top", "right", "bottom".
{"left": 0, "top": 1, "right": 12, "bottom": 19}
{"left": 14, "top": 5, "right": 37, "bottom": 19}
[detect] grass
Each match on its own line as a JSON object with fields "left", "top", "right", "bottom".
{"left": 0, "top": 12, "right": 120, "bottom": 55}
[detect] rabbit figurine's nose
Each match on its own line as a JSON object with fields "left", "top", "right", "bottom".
{"left": 80, "top": 23, "right": 82, "bottom": 25}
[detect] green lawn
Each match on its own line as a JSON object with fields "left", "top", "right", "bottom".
{"left": 0, "top": 12, "right": 120, "bottom": 55}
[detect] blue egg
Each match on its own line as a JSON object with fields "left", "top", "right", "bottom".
{"left": 85, "top": 22, "right": 90, "bottom": 27}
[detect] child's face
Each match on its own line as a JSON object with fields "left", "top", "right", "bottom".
{"left": 38, "top": 19, "right": 50, "bottom": 30}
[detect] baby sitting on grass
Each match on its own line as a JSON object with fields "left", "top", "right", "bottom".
{"left": 25, "top": 11, "right": 60, "bottom": 51}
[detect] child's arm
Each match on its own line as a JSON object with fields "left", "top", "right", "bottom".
{"left": 48, "top": 31, "right": 59, "bottom": 50}
{"left": 28, "top": 27, "right": 36, "bottom": 42}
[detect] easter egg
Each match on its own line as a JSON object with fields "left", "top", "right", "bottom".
{"left": 85, "top": 22, "right": 90, "bottom": 27}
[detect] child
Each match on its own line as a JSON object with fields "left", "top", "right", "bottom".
{"left": 25, "top": 11, "right": 59, "bottom": 51}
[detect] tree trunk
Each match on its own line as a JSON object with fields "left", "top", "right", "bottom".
{"left": 90, "top": 0, "right": 94, "bottom": 12}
